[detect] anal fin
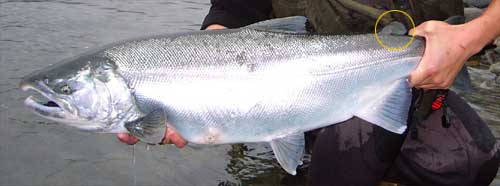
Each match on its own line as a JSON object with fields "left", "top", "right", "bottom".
{"left": 270, "top": 132, "right": 305, "bottom": 175}
{"left": 356, "top": 79, "right": 412, "bottom": 134}
{"left": 125, "top": 109, "right": 167, "bottom": 144}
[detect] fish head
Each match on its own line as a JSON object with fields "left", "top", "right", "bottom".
{"left": 20, "top": 54, "right": 136, "bottom": 132}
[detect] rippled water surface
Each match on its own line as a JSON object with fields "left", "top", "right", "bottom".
{"left": 0, "top": 0, "right": 498, "bottom": 185}
{"left": 0, "top": 1, "right": 297, "bottom": 185}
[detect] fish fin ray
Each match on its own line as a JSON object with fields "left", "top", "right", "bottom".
{"left": 124, "top": 109, "right": 166, "bottom": 144}
{"left": 245, "top": 16, "right": 309, "bottom": 34}
{"left": 270, "top": 132, "right": 305, "bottom": 175}
{"left": 355, "top": 79, "right": 412, "bottom": 134}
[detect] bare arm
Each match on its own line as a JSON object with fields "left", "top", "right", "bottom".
{"left": 409, "top": 0, "right": 500, "bottom": 89}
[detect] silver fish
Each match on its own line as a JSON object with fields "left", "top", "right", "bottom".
{"left": 20, "top": 17, "right": 424, "bottom": 174}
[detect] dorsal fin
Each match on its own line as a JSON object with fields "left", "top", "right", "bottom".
{"left": 379, "top": 21, "right": 407, "bottom": 35}
{"left": 245, "top": 16, "right": 309, "bottom": 34}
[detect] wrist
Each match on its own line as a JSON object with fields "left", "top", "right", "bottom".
{"left": 462, "top": 15, "right": 500, "bottom": 55}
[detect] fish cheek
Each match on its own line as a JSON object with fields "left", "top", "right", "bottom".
{"left": 70, "top": 88, "right": 98, "bottom": 118}
{"left": 69, "top": 78, "right": 109, "bottom": 121}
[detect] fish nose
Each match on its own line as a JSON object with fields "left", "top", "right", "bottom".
{"left": 19, "top": 78, "right": 32, "bottom": 91}
{"left": 19, "top": 73, "right": 42, "bottom": 91}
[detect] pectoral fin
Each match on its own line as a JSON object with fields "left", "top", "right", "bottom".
{"left": 124, "top": 109, "right": 167, "bottom": 144}
{"left": 270, "top": 132, "right": 305, "bottom": 175}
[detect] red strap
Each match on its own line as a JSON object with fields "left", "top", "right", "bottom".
{"left": 431, "top": 95, "right": 445, "bottom": 110}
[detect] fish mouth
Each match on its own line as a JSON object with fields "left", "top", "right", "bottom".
{"left": 21, "top": 82, "right": 67, "bottom": 119}
{"left": 20, "top": 81, "right": 109, "bottom": 132}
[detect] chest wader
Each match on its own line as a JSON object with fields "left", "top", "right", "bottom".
{"left": 271, "top": 0, "right": 499, "bottom": 185}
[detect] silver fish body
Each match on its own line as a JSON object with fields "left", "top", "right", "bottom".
{"left": 20, "top": 17, "right": 424, "bottom": 174}
{"left": 105, "top": 28, "right": 423, "bottom": 144}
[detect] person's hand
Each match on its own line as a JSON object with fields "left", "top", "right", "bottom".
{"left": 116, "top": 127, "right": 187, "bottom": 148}
{"left": 407, "top": 4, "right": 500, "bottom": 90}
{"left": 408, "top": 21, "right": 482, "bottom": 89}
{"left": 206, "top": 24, "right": 227, "bottom": 30}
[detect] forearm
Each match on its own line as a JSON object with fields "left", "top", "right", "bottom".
{"left": 409, "top": 0, "right": 500, "bottom": 89}
{"left": 463, "top": 0, "right": 500, "bottom": 54}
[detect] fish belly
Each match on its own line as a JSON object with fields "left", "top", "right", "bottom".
{"left": 109, "top": 30, "right": 422, "bottom": 144}
{"left": 130, "top": 56, "right": 417, "bottom": 145}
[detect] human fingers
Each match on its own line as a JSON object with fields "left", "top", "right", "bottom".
{"left": 409, "top": 61, "right": 436, "bottom": 88}
{"left": 206, "top": 24, "right": 227, "bottom": 30}
{"left": 117, "top": 133, "right": 139, "bottom": 145}
{"left": 408, "top": 23, "right": 432, "bottom": 87}
{"left": 160, "top": 128, "right": 187, "bottom": 148}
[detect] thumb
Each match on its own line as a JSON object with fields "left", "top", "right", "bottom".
{"left": 409, "top": 21, "right": 434, "bottom": 38}
{"left": 409, "top": 64, "right": 429, "bottom": 87}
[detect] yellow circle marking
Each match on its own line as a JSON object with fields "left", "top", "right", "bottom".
{"left": 374, "top": 9, "right": 416, "bottom": 51}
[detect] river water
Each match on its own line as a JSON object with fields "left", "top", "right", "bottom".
{"left": 0, "top": 0, "right": 498, "bottom": 185}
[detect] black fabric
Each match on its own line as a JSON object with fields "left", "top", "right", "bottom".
{"left": 201, "top": 0, "right": 272, "bottom": 29}
{"left": 307, "top": 91, "right": 499, "bottom": 186}
{"left": 308, "top": 117, "right": 406, "bottom": 186}
{"left": 475, "top": 156, "right": 500, "bottom": 185}
{"left": 384, "top": 91, "right": 499, "bottom": 186}
{"left": 446, "top": 91, "right": 497, "bottom": 152}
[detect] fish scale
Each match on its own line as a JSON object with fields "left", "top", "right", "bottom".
{"left": 104, "top": 29, "right": 422, "bottom": 142}
{"left": 20, "top": 16, "right": 424, "bottom": 175}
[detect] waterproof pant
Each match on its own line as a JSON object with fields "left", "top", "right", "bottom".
{"left": 308, "top": 91, "right": 499, "bottom": 186}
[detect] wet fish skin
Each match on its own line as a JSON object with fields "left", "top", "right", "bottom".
{"left": 20, "top": 17, "right": 424, "bottom": 174}
{"left": 107, "top": 29, "right": 422, "bottom": 143}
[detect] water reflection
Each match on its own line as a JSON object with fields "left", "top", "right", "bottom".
{"left": 220, "top": 144, "right": 309, "bottom": 186}
{"left": 461, "top": 67, "right": 500, "bottom": 138}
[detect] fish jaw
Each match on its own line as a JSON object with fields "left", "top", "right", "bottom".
{"left": 24, "top": 95, "right": 66, "bottom": 120}
{"left": 21, "top": 81, "right": 70, "bottom": 120}
{"left": 20, "top": 72, "right": 130, "bottom": 133}
{"left": 21, "top": 82, "right": 131, "bottom": 132}
{"left": 21, "top": 82, "right": 98, "bottom": 131}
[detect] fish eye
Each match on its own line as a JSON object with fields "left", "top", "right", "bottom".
{"left": 59, "top": 84, "right": 73, "bottom": 95}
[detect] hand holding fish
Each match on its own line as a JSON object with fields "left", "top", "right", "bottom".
{"left": 409, "top": 1, "right": 500, "bottom": 89}
{"left": 117, "top": 128, "right": 187, "bottom": 148}
{"left": 408, "top": 21, "right": 477, "bottom": 89}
